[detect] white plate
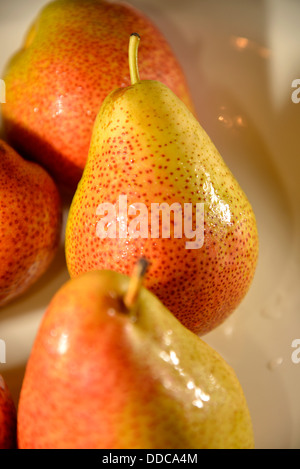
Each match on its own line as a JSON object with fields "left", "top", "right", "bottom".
{"left": 0, "top": 0, "right": 300, "bottom": 449}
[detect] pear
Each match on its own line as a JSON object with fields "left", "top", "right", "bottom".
{"left": 1, "top": 0, "right": 194, "bottom": 191}
{"left": 0, "top": 140, "right": 62, "bottom": 307}
{"left": 17, "top": 260, "right": 254, "bottom": 449}
{"left": 65, "top": 34, "right": 259, "bottom": 335}
{"left": 0, "top": 375, "right": 17, "bottom": 449}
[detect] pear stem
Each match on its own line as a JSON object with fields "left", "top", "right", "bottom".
{"left": 124, "top": 258, "right": 149, "bottom": 309}
{"left": 129, "top": 33, "right": 141, "bottom": 86}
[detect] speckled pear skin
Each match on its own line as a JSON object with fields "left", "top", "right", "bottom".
{"left": 0, "top": 140, "right": 62, "bottom": 307}
{"left": 1, "top": 0, "right": 195, "bottom": 191}
{"left": 65, "top": 80, "right": 259, "bottom": 335}
{"left": 17, "top": 270, "right": 254, "bottom": 449}
{"left": 0, "top": 375, "right": 17, "bottom": 449}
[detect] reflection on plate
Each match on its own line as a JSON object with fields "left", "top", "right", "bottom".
{"left": 0, "top": 0, "right": 300, "bottom": 449}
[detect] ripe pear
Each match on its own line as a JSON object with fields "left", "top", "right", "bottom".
{"left": 0, "top": 375, "right": 17, "bottom": 449}
{"left": 65, "top": 34, "right": 259, "bottom": 335}
{"left": 18, "top": 261, "right": 254, "bottom": 449}
{"left": 1, "top": 0, "right": 194, "bottom": 191}
{"left": 0, "top": 140, "right": 62, "bottom": 307}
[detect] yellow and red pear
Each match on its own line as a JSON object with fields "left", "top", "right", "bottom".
{"left": 18, "top": 263, "right": 254, "bottom": 449}
{"left": 65, "top": 34, "right": 258, "bottom": 335}
{"left": 0, "top": 140, "right": 62, "bottom": 307}
{"left": 1, "top": 0, "right": 194, "bottom": 191}
{"left": 0, "top": 375, "right": 17, "bottom": 449}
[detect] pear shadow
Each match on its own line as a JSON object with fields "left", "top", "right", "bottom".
{"left": 2, "top": 118, "right": 83, "bottom": 194}
{"left": 0, "top": 363, "right": 26, "bottom": 409}
{"left": 0, "top": 241, "right": 69, "bottom": 322}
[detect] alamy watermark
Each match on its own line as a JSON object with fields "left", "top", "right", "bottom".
{"left": 95, "top": 195, "right": 205, "bottom": 250}
{"left": 0, "top": 339, "right": 6, "bottom": 364}
{"left": 291, "top": 79, "right": 300, "bottom": 104}
{"left": 0, "top": 79, "right": 5, "bottom": 104}
{"left": 291, "top": 339, "right": 300, "bottom": 364}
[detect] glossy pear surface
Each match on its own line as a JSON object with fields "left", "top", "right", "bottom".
{"left": 66, "top": 79, "right": 259, "bottom": 335}
{"left": 1, "top": 0, "right": 194, "bottom": 190}
{"left": 18, "top": 270, "right": 254, "bottom": 449}
{"left": 0, "top": 375, "right": 17, "bottom": 449}
{"left": 0, "top": 140, "right": 61, "bottom": 307}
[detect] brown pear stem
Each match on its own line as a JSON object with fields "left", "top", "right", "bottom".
{"left": 129, "top": 33, "right": 141, "bottom": 85}
{"left": 124, "top": 258, "right": 149, "bottom": 309}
